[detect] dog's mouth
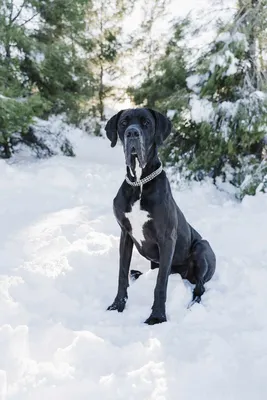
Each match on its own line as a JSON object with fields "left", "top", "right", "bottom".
{"left": 131, "top": 146, "right": 137, "bottom": 155}
{"left": 125, "top": 139, "right": 146, "bottom": 169}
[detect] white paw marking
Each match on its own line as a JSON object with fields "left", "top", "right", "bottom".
{"left": 126, "top": 199, "right": 151, "bottom": 245}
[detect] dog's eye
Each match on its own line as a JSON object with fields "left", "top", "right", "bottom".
{"left": 120, "top": 120, "right": 128, "bottom": 127}
{"left": 143, "top": 119, "right": 150, "bottom": 127}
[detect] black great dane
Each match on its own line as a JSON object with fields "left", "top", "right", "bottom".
{"left": 105, "top": 108, "right": 216, "bottom": 325}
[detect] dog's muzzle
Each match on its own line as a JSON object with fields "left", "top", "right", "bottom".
{"left": 124, "top": 125, "right": 146, "bottom": 168}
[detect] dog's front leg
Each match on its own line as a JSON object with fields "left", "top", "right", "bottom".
{"left": 145, "top": 237, "right": 176, "bottom": 325}
{"left": 107, "top": 228, "right": 133, "bottom": 312}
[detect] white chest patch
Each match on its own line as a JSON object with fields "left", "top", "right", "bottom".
{"left": 135, "top": 163, "right": 143, "bottom": 180}
{"left": 126, "top": 200, "right": 151, "bottom": 245}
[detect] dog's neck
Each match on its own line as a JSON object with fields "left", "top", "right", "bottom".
{"left": 127, "top": 151, "right": 161, "bottom": 182}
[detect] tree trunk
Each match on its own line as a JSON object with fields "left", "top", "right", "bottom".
{"left": 99, "top": 63, "right": 105, "bottom": 121}
{"left": 98, "top": 0, "right": 105, "bottom": 121}
{"left": 248, "top": 0, "right": 258, "bottom": 88}
{"left": 238, "top": 0, "right": 259, "bottom": 88}
{"left": 2, "top": 132, "right": 12, "bottom": 159}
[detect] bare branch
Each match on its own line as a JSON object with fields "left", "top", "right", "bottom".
{"left": 8, "top": 0, "right": 14, "bottom": 24}
{"left": 18, "top": 12, "right": 39, "bottom": 27}
{"left": 10, "top": 0, "right": 27, "bottom": 24}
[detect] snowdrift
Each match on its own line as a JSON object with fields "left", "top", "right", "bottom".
{"left": 1, "top": 128, "right": 267, "bottom": 399}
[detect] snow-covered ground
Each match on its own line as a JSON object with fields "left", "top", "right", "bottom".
{"left": 1, "top": 129, "right": 267, "bottom": 400}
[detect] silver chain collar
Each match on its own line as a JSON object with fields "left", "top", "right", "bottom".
{"left": 125, "top": 164, "right": 163, "bottom": 188}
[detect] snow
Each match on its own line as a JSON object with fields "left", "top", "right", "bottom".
{"left": 186, "top": 73, "right": 211, "bottom": 95}
{"left": 216, "top": 31, "right": 247, "bottom": 45}
{"left": 1, "top": 128, "right": 267, "bottom": 399}
{"left": 207, "top": 31, "right": 248, "bottom": 79}
{"left": 209, "top": 49, "right": 239, "bottom": 76}
{"left": 29, "top": 51, "right": 45, "bottom": 65}
{"left": 189, "top": 94, "right": 214, "bottom": 123}
{"left": 186, "top": 74, "right": 203, "bottom": 93}
{"left": 166, "top": 110, "right": 176, "bottom": 120}
{"left": 188, "top": 88, "right": 267, "bottom": 139}
{"left": 0, "top": 95, "right": 29, "bottom": 103}
{"left": 251, "top": 90, "right": 267, "bottom": 101}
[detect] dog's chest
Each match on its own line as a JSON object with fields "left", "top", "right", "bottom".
{"left": 125, "top": 199, "right": 151, "bottom": 245}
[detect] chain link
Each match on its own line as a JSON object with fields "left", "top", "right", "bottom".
{"left": 125, "top": 164, "right": 163, "bottom": 187}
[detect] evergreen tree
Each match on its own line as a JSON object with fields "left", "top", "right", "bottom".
{"left": 86, "top": 0, "right": 133, "bottom": 121}
{"left": 169, "top": 2, "right": 267, "bottom": 197}
{"left": 127, "top": 18, "right": 191, "bottom": 173}
{"left": 129, "top": 1, "right": 267, "bottom": 198}
{"left": 169, "top": 27, "right": 267, "bottom": 188}
{"left": 0, "top": 0, "right": 48, "bottom": 157}
{"left": 0, "top": 0, "right": 94, "bottom": 158}
{"left": 22, "top": 0, "right": 95, "bottom": 121}
{"left": 125, "top": 0, "right": 170, "bottom": 97}
{"left": 128, "top": 19, "right": 189, "bottom": 110}
{"left": 132, "top": 0, "right": 170, "bottom": 80}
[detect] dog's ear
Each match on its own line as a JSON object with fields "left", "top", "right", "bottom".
{"left": 148, "top": 109, "right": 172, "bottom": 146}
{"left": 105, "top": 110, "right": 124, "bottom": 148}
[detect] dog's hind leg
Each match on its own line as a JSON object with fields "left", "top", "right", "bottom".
{"left": 151, "top": 261, "right": 159, "bottom": 270}
{"left": 130, "top": 261, "right": 158, "bottom": 282}
{"left": 189, "top": 239, "right": 216, "bottom": 306}
{"left": 130, "top": 269, "right": 143, "bottom": 281}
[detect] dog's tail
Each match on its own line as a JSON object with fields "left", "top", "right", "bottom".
{"left": 130, "top": 270, "right": 143, "bottom": 281}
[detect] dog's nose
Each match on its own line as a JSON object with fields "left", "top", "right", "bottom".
{"left": 125, "top": 127, "right": 140, "bottom": 138}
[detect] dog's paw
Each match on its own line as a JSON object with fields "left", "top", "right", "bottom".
{"left": 107, "top": 297, "right": 126, "bottom": 313}
{"left": 144, "top": 313, "right": 167, "bottom": 325}
{"left": 130, "top": 269, "right": 143, "bottom": 281}
{"left": 187, "top": 295, "right": 201, "bottom": 309}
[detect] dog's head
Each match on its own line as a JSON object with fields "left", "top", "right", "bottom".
{"left": 105, "top": 108, "right": 172, "bottom": 169}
